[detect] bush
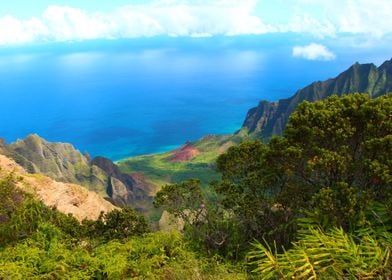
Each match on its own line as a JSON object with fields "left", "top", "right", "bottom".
{"left": 0, "top": 230, "right": 246, "bottom": 279}
{"left": 83, "top": 206, "right": 149, "bottom": 241}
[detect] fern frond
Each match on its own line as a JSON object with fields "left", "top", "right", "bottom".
{"left": 249, "top": 226, "right": 392, "bottom": 279}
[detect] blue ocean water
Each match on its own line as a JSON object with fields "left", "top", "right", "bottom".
{"left": 0, "top": 35, "right": 390, "bottom": 160}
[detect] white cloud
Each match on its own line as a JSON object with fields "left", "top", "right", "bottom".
{"left": 336, "top": 0, "right": 392, "bottom": 38}
{"left": 292, "top": 43, "right": 336, "bottom": 61}
{"left": 282, "top": 14, "right": 336, "bottom": 38}
{"left": 286, "top": 0, "right": 392, "bottom": 38}
{"left": 0, "top": 16, "right": 48, "bottom": 45}
{"left": 0, "top": 0, "right": 392, "bottom": 46}
{"left": 0, "top": 0, "right": 274, "bottom": 46}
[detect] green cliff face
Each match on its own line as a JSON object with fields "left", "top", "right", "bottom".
{"left": 0, "top": 134, "right": 151, "bottom": 209}
{"left": 6, "top": 134, "right": 108, "bottom": 196}
{"left": 243, "top": 58, "right": 392, "bottom": 138}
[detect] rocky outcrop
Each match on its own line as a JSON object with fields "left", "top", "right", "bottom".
{"left": 243, "top": 58, "right": 392, "bottom": 138}
{"left": 91, "top": 156, "right": 136, "bottom": 190}
{"left": 0, "top": 155, "right": 117, "bottom": 221}
{"left": 6, "top": 134, "right": 108, "bottom": 195}
{"left": 159, "top": 211, "right": 185, "bottom": 232}
{"left": 0, "top": 135, "right": 151, "bottom": 209}
{"left": 91, "top": 156, "right": 151, "bottom": 206}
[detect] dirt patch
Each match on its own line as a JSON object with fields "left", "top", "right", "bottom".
{"left": 169, "top": 142, "right": 201, "bottom": 162}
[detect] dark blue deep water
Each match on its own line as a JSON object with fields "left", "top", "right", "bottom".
{"left": 0, "top": 36, "right": 390, "bottom": 160}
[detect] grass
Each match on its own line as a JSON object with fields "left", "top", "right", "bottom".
{"left": 117, "top": 131, "right": 249, "bottom": 222}
{"left": 118, "top": 133, "right": 248, "bottom": 189}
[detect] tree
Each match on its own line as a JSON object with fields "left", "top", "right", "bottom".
{"left": 154, "top": 179, "right": 205, "bottom": 225}
{"left": 216, "top": 140, "right": 296, "bottom": 248}
{"left": 215, "top": 94, "right": 392, "bottom": 247}
{"left": 86, "top": 207, "right": 149, "bottom": 241}
{"left": 282, "top": 93, "right": 392, "bottom": 229}
{"left": 155, "top": 94, "right": 392, "bottom": 258}
{"left": 0, "top": 175, "right": 24, "bottom": 225}
{"left": 284, "top": 93, "right": 391, "bottom": 193}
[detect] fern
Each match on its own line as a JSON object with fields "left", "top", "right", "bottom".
{"left": 249, "top": 227, "right": 392, "bottom": 279}
{"left": 248, "top": 240, "right": 286, "bottom": 279}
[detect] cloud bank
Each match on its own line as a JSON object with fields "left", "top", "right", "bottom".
{"left": 292, "top": 43, "right": 336, "bottom": 61}
{"left": 0, "top": 0, "right": 391, "bottom": 46}
{"left": 282, "top": 0, "right": 392, "bottom": 38}
{"left": 0, "top": 1, "right": 274, "bottom": 45}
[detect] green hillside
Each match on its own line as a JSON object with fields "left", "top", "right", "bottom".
{"left": 118, "top": 132, "right": 248, "bottom": 191}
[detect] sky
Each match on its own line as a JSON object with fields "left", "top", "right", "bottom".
{"left": 0, "top": 0, "right": 391, "bottom": 60}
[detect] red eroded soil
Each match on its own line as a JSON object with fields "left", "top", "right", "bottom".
{"left": 169, "top": 142, "right": 201, "bottom": 162}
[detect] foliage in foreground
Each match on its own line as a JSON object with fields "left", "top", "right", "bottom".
{"left": 249, "top": 225, "right": 392, "bottom": 279}
{"left": 0, "top": 176, "right": 245, "bottom": 279}
{"left": 0, "top": 228, "right": 244, "bottom": 279}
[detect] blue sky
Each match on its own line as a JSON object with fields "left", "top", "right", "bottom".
{"left": 0, "top": 0, "right": 391, "bottom": 52}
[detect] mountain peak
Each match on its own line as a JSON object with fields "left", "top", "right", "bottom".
{"left": 379, "top": 58, "right": 392, "bottom": 71}
{"left": 242, "top": 58, "right": 392, "bottom": 137}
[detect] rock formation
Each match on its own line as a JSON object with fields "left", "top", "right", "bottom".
{"left": 0, "top": 135, "right": 151, "bottom": 209}
{"left": 0, "top": 155, "right": 117, "bottom": 221}
{"left": 243, "top": 58, "right": 392, "bottom": 138}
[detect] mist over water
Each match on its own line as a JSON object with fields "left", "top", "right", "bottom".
{"left": 0, "top": 36, "right": 390, "bottom": 160}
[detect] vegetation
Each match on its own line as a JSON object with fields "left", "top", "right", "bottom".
{"left": 248, "top": 225, "right": 392, "bottom": 278}
{"left": 118, "top": 133, "right": 247, "bottom": 189}
{"left": 155, "top": 93, "right": 392, "bottom": 277}
{"left": 243, "top": 59, "right": 392, "bottom": 138}
{"left": 118, "top": 133, "right": 245, "bottom": 221}
{"left": 0, "top": 176, "right": 245, "bottom": 279}
{"left": 1, "top": 93, "right": 391, "bottom": 278}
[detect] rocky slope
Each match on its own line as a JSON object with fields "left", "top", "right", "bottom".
{"left": 91, "top": 156, "right": 152, "bottom": 208}
{"left": 0, "top": 155, "right": 117, "bottom": 221}
{"left": 6, "top": 134, "right": 108, "bottom": 195}
{"left": 0, "top": 134, "right": 151, "bottom": 209}
{"left": 243, "top": 58, "right": 392, "bottom": 137}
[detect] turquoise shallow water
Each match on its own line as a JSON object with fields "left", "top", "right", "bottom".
{"left": 0, "top": 36, "right": 390, "bottom": 160}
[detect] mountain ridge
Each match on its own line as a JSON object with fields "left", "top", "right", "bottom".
{"left": 0, "top": 154, "right": 117, "bottom": 221}
{"left": 243, "top": 58, "right": 392, "bottom": 137}
{"left": 0, "top": 134, "right": 152, "bottom": 211}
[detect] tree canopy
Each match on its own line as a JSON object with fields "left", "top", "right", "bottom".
{"left": 155, "top": 94, "right": 392, "bottom": 266}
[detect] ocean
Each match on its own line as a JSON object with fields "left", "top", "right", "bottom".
{"left": 0, "top": 35, "right": 390, "bottom": 160}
